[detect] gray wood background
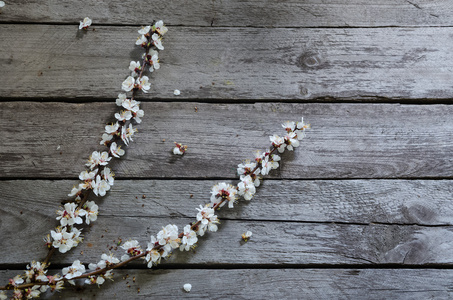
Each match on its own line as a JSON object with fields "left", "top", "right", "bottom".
{"left": 1, "top": 1, "right": 453, "bottom": 299}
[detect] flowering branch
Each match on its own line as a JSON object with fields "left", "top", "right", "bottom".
{"left": 0, "top": 118, "right": 309, "bottom": 298}
{"left": 0, "top": 18, "right": 311, "bottom": 299}
{"left": 0, "top": 20, "right": 168, "bottom": 300}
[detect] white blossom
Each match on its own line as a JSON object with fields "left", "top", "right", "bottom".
{"left": 51, "top": 228, "right": 76, "bottom": 253}
{"left": 62, "top": 260, "right": 86, "bottom": 279}
{"left": 180, "top": 225, "right": 198, "bottom": 251}
{"left": 137, "top": 76, "right": 151, "bottom": 93}
{"left": 68, "top": 184, "right": 83, "bottom": 197}
{"left": 210, "top": 182, "right": 238, "bottom": 208}
{"left": 282, "top": 121, "right": 296, "bottom": 132}
{"left": 110, "top": 141, "right": 125, "bottom": 158}
{"left": 11, "top": 275, "right": 24, "bottom": 286}
{"left": 129, "top": 60, "right": 141, "bottom": 77}
{"left": 92, "top": 174, "right": 110, "bottom": 196}
{"left": 86, "top": 151, "right": 111, "bottom": 169}
{"left": 152, "top": 33, "right": 164, "bottom": 50}
{"left": 269, "top": 154, "right": 280, "bottom": 170}
{"left": 100, "top": 133, "right": 113, "bottom": 146}
{"left": 136, "top": 34, "right": 148, "bottom": 46}
{"left": 237, "top": 161, "right": 261, "bottom": 187}
{"left": 56, "top": 202, "right": 86, "bottom": 226}
{"left": 295, "top": 117, "right": 310, "bottom": 140}
{"left": 157, "top": 224, "right": 180, "bottom": 252}
{"left": 85, "top": 274, "right": 105, "bottom": 286}
{"left": 174, "top": 89, "right": 180, "bottom": 95}
{"left": 154, "top": 20, "right": 168, "bottom": 36}
{"left": 173, "top": 142, "right": 187, "bottom": 155}
{"left": 183, "top": 283, "right": 192, "bottom": 292}
{"left": 196, "top": 204, "right": 219, "bottom": 236}
{"left": 138, "top": 25, "right": 151, "bottom": 35}
{"left": 79, "top": 168, "right": 97, "bottom": 190}
{"left": 26, "top": 286, "right": 41, "bottom": 298}
{"left": 79, "top": 169, "right": 97, "bottom": 181}
{"left": 122, "top": 75, "right": 136, "bottom": 92}
{"left": 133, "top": 109, "right": 144, "bottom": 123}
{"left": 284, "top": 131, "right": 299, "bottom": 151}
{"left": 238, "top": 175, "right": 256, "bottom": 200}
{"left": 105, "top": 122, "right": 120, "bottom": 134}
{"left": 122, "top": 98, "right": 140, "bottom": 112}
{"left": 115, "top": 93, "right": 127, "bottom": 106}
{"left": 173, "top": 147, "right": 183, "bottom": 155}
{"left": 26, "top": 261, "right": 48, "bottom": 284}
{"left": 121, "top": 123, "right": 137, "bottom": 145}
{"left": 114, "top": 109, "right": 132, "bottom": 121}
{"left": 79, "top": 17, "right": 92, "bottom": 30}
{"left": 260, "top": 155, "right": 272, "bottom": 176}
{"left": 270, "top": 134, "right": 286, "bottom": 153}
{"left": 242, "top": 231, "right": 253, "bottom": 241}
{"left": 148, "top": 50, "right": 160, "bottom": 72}
{"left": 47, "top": 274, "right": 64, "bottom": 292}
{"left": 88, "top": 259, "right": 106, "bottom": 271}
{"left": 101, "top": 253, "right": 120, "bottom": 266}
{"left": 84, "top": 201, "right": 99, "bottom": 224}
{"left": 0, "top": 1, "right": 4, "bottom": 8}
{"left": 0, "top": 291, "right": 7, "bottom": 300}
{"left": 12, "top": 290, "right": 23, "bottom": 299}
{"left": 237, "top": 161, "right": 257, "bottom": 176}
{"left": 146, "top": 236, "right": 166, "bottom": 267}
{"left": 121, "top": 240, "right": 142, "bottom": 256}
{"left": 121, "top": 254, "right": 130, "bottom": 261}
{"left": 71, "top": 227, "right": 83, "bottom": 243}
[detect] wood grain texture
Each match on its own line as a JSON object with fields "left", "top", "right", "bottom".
{"left": 2, "top": 179, "right": 453, "bottom": 266}
{"left": 2, "top": 180, "right": 453, "bottom": 226}
{"left": 1, "top": 102, "right": 452, "bottom": 179}
{"left": 1, "top": 25, "right": 453, "bottom": 100}
{"left": 2, "top": 268, "right": 453, "bottom": 299}
{"left": 0, "top": 0, "right": 451, "bottom": 27}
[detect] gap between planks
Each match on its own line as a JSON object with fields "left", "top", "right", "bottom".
{"left": 2, "top": 97, "right": 453, "bottom": 105}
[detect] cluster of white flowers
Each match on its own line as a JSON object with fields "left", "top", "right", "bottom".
{"left": 234, "top": 117, "right": 310, "bottom": 203}
{"left": 2, "top": 20, "right": 169, "bottom": 298}
{"left": 2, "top": 117, "right": 308, "bottom": 297}
{"left": 196, "top": 204, "right": 219, "bottom": 236}
{"left": 45, "top": 21, "right": 168, "bottom": 256}
{"left": 62, "top": 260, "right": 85, "bottom": 280}
{"left": 50, "top": 227, "right": 82, "bottom": 253}
{"left": 123, "top": 21, "right": 167, "bottom": 94}
{"left": 2, "top": 262, "right": 64, "bottom": 299}
{"left": 139, "top": 118, "right": 309, "bottom": 272}
{"left": 84, "top": 254, "right": 116, "bottom": 287}
{"left": 1, "top": 18, "right": 312, "bottom": 299}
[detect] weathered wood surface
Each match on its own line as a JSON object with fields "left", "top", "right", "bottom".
{"left": 4, "top": 215, "right": 453, "bottom": 266}
{"left": 1, "top": 0, "right": 451, "bottom": 27}
{"left": 1, "top": 26, "right": 453, "bottom": 100}
{"left": 2, "top": 269, "right": 453, "bottom": 299}
{"left": 1, "top": 1, "right": 452, "bottom": 299}
{"left": 2, "top": 180, "right": 453, "bottom": 225}
{"left": 2, "top": 180, "right": 453, "bottom": 266}
{"left": 2, "top": 102, "right": 452, "bottom": 179}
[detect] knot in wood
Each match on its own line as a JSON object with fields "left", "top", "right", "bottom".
{"left": 297, "top": 52, "right": 325, "bottom": 69}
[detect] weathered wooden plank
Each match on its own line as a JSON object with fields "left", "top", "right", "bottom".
{"left": 1, "top": 25, "right": 453, "bottom": 100}
{"left": 2, "top": 203, "right": 453, "bottom": 266}
{"left": 1, "top": 102, "right": 452, "bottom": 179}
{"left": 3, "top": 180, "right": 453, "bottom": 226}
{"left": 3, "top": 178, "right": 453, "bottom": 266}
{"left": 0, "top": 0, "right": 451, "bottom": 27}
{"left": 2, "top": 268, "right": 453, "bottom": 299}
